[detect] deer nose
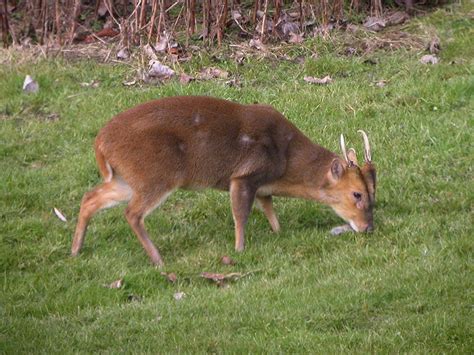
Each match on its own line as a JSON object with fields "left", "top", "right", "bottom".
{"left": 365, "top": 224, "right": 374, "bottom": 232}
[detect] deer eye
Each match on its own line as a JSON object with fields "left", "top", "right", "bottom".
{"left": 353, "top": 192, "right": 362, "bottom": 200}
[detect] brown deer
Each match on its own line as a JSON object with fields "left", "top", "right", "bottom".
{"left": 71, "top": 96, "right": 376, "bottom": 266}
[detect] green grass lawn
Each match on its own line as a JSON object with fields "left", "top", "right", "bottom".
{"left": 1, "top": 5, "right": 473, "bottom": 353}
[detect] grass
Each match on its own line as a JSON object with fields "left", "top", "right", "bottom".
{"left": 1, "top": 5, "right": 473, "bottom": 353}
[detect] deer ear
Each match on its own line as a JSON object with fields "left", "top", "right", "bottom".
{"left": 347, "top": 148, "right": 358, "bottom": 166}
{"left": 331, "top": 159, "right": 345, "bottom": 180}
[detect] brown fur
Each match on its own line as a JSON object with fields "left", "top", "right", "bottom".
{"left": 72, "top": 96, "right": 376, "bottom": 266}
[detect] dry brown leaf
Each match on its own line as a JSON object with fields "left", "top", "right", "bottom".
{"left": 288, "top": 32, "right": 304, "bottom": 44}
{"left": 160, "top": 272, "right": 177, "bottom": 283}
{"left": 330, "top": 224, "right": 353, "bottom": 236}
{"left": 198, "top": 67, "right": 229, "bottom": 80}
{"left": 117, "top": 47, "right": 130, "bottom": 60}
{"left": 280, "top": 21, "right": 300, "bottom": 37}
{"left": 304, "top": 75, "right": 332, "bottom": 85}
{"left": 249, "top": 38, "right": 266, "bottom": 51}
{"left": 225, "top": 78, "right": 241, "bottom": 88}
{"left": 173, "top": 292, "right": 185, "bottom": 300}
{"left": 97, "top": 1, "right": 108, "bottom": 16}
{"left": 363, "top": 17, "right": 386, "bottom": 32}
{"left": 143, "top": 44, "right": 158, "bottom": 60}
{"left": 23, "top": 75, "right": 39, "bottom": 93}
{"left": 375, "top": 80, "right": 388, "bottom": 88}
{"left": 385, "top": 11, "right": 410, "bottom": 26}
{"left": 80, "top": 80, "right": 100, "bottom": 88}
{"left": 201, "top": 272, "right": 244, "bottom": 282}
{"left": 106, "top": 278, "right": 123, "bottom": 289}
{"left": 221, "top": 256, "right": 236, "bottom": 265}
{"left": 420, "top": 54, "right": 438, "bottom": 65}
{"left": 179, "top": 73, "right": 195, "bottom": 85}
{"left": 148, "top": 60, "right": 175, "bottom": 79}
{"left": 231, "top": 10, "right": 242, "bottom": 22}
{"left": 53, "top": 207, "right": 67, "bottom": 222}
{"left": 122, "top": 79, "right": 137, "bottom": 87}
{"left": 155, "top": 35, "right": 169, "bottom": 52}
{"left": 428, "top": 37, "right": 441, "bottom": 54}
{"left": 47, "top": 113, "right": 60, "bottom": 121}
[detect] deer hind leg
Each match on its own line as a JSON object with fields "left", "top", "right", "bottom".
{"left": 256, "top": 195, "right": 280, "bottom": 233}
{"left": 230, "top": 179, "right": 257, "bottom": 252}
{"left": 124, "top": 189, "right": 174, "bottom": 266}
{"left": 71, "top": 178, "right": 132, "bottom": 256}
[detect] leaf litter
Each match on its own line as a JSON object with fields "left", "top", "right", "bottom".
{"left": 221, "top": 256, "right": 236, "bottom": 265}
{"left": 161, "top": 272, "right": 177, "bottom": 283}
{"left": 420, "top": 54, "right": 439, "bottom": 65}
{"left": 173, "top": 292, "right": 186, "bottom": 301}
{"left": 304, "top": 75, "right": 332, "bottom": 85}
{"left": 23, "top": 75, "right": 39, "bottom": 93}
{"left": 53, "top": 207, "right": 67, "bottom": 222}
{"left": 105, "top": 278, "right": 123, "bottom": 289}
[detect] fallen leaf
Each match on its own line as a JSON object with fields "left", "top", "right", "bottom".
{"left": 303, "top": 75, "right": 332, "bottom": 85}
{"left": 420, "top": 54, "right": 438, "bottom": 65}
{"left": 173, "top": 292, "right": 185, "bottom": 301}
{"left": 363, "top": 17, "right": 386, "bottom": 32}
{"left": 155, "top": 34, "right": 170, "bottom": 52}
{"left": 198, "top": 67, "right": 229, "bottom": 80}
{"left": 201, "top": 272, "right": 226, "bottom": 282}
{"left": 428, "top": 37, "right": 441, "bottom": 54}
{"left": 168, "top": 47, "right": 180, "bottom": 56}
{"left": 94, "top": 28, "right": 119, "bottom": 39}
{"left": 225, "top": 78, "right": 241, "bottom": 88}
{"left": 221, "top": 256, "right": 236, "bottom": 265}
{"left": 122, "top": 79, "right": 137, "bottom": 86}
{"left": 249, "top": 38, "right": 266, "bottom": 51}
{"left": 106, "top": 278, "right": 123, "bottom": 289}
{"left": 385, "top": 11, "right": 409, "bottom": 26}
{"left": 148, "top": 60, "right": 175, "bottom": 79}
{"left": 30, "top": 161, "right": 44, "bottom": 169}
{"left": 80, "top": 80, "right": 100, "bottom": 88}
{"left": 47, "top": 113, "right": 60, "bottom": 121}
{"left": 231, "top": 10, "right": 242, "bottom": 21}
{"left": 294, "top": 55, "right": 306, "bottom": 65}
{"left": 288, "top": 32, "right": 304, "bottom": 44}
{"left": 346, "top": 24, "right": 360, "bottom": 33}
{"left": 117, "top": 47, "right": 130, "bottom": 60}
{"left": 201, "top": 272, "right": 244, "bottom": 282}
{"left": 255, "top": 18, "right": 273, "bottom": 34}
{"left": 143, "top": 43, "right": 158, "bottom": 60}
{"left": 346, "top": 47, "right": 357, "bottom": 56}
{"left": 23, "top": 75, "right": 39, "bottom": 93}
{"left": 280, "top": 21, "right": 300, "bottom": 37}
{"left": 160, "top": 272, "right": 177, "bottom": 283}
{"left": 330, "top": 224, "right": 353, "bottom": 236}
{"left": 375, "top": 80, "right": 388, "bottom": 88}
{"left": 97, "top": 1, "right": 108, "bottom": 16}
{"left": 234, "top": 51, "right": 246, "bottom": 65}
{"left": 53, "top": 207, "right": 67, "bottom": 222}
{"left": 179, "top": 73, "right": 194, "bottom": 85}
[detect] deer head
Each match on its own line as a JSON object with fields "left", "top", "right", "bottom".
{"left": 323, "top": 130, "right": 376, "bottom": 232}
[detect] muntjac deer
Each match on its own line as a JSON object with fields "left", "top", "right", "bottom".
{"left": 72, "top": 96, "right": 376, "bottom": 266}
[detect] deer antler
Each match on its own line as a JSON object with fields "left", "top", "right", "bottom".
{"left": 357, "top": 130, "right": 372, "bottom": 162}
{"left": 340, "top": 134, "right": 349, "bottom": 163}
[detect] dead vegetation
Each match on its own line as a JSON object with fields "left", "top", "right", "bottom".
{"left": 1, "top": 1, "right": 445, "bottom": 89}
{"left": 1, "top": 0, "right": 446, "bottom": 49}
